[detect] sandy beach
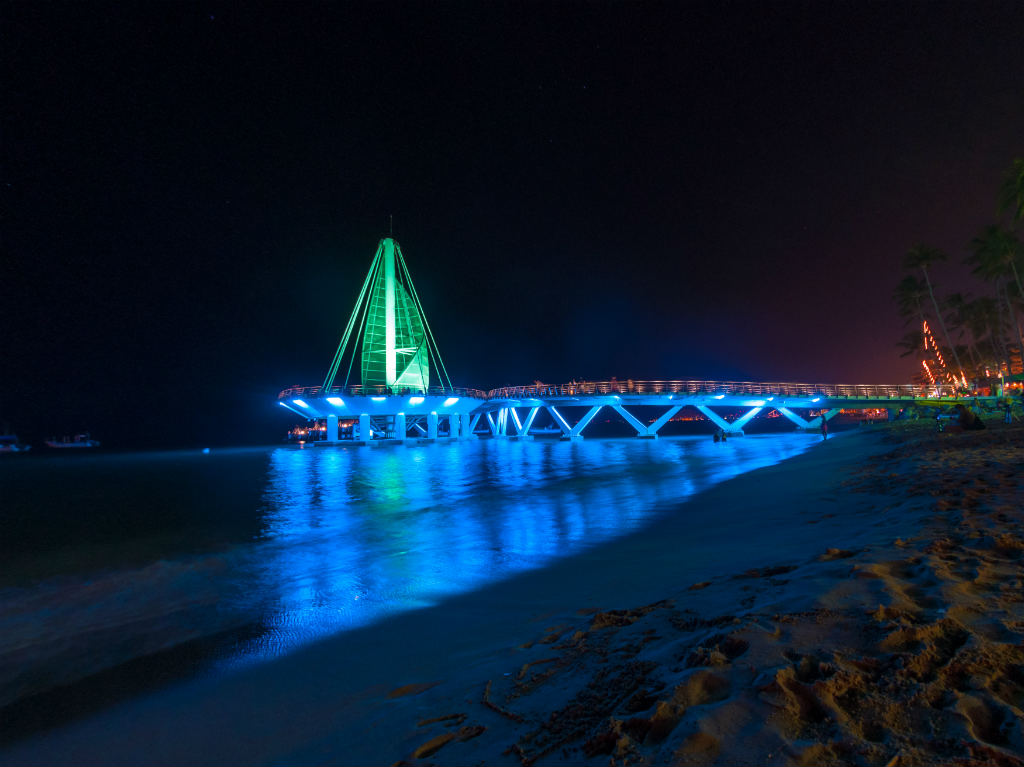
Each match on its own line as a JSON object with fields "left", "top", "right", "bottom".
{"left": 2, "top": 422, "right": 1022, "bottom": 766}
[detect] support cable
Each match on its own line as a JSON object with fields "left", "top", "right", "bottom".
{"left": 343, "top": 256, "right": 378, "bottom": 391}
{"left": 322, "top": 244, "right": 383, "bottom": 391}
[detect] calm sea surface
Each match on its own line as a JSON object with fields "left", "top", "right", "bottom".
{"left": 0, "top": 434, "right": 818, "bottom": 734}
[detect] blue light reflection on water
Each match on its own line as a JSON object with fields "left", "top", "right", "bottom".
{"left": 217, "top": 434, "right": 817, "bottom": 668}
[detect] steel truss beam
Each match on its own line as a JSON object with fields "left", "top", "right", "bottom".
{"left": 611, "top": 404, "right": 684, "bottom": 437}
{"left": 612, "top": 404, "right": 646, "bottom": 435}
{"left": 519, "top": 406, "right": 540, "bottom": 436}
{"left": 694, "top": 405, "right": 742, "bottom": 433}
{"left": 546, "top": 406, "right": 572, "bottom": 436}
{"left": 573, "top": 406, "right": 603, "bottom": 437}
{"left": 509, "top": 408, "right": 523, "bottom": 433}
{"left": 777, "top": 406, "right": 841, "bottom": 429}
{"left": 731, "top": 406, "right": 764, "bottom": 431}
{"left": 550, "top": 405, "right": 603, "bottom": 439}
{"left": 646, "top": 405, "right": 683, "bottom": 435}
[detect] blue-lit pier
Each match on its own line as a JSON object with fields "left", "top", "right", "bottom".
{"left": 278, "top": 236, "right": 1006, "bottom": 444}
{"left": 278, "top": 378, "right": 986, "bottom": 443}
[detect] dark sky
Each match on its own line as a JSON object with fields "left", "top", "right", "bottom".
{"left": 3, "top": 1, "right": 1023, "bottom": 446}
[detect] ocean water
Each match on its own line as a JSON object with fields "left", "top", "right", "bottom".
{"left": 0, "top": 434, "right": 818, "bottom": 734}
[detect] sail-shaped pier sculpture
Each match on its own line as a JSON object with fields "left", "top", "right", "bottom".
{"left": 277, "top": 237, "right": 486, "bottom": 444}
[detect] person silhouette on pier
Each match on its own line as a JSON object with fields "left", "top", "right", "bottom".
{"left": 820, "top": 414, "right": 829, "bottom": 440}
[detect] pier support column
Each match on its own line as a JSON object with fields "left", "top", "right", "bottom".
{"left": 646, "top": 405, "right": 683, "bottom": 437}
{"left": 811, "top": 408, "right": 842, "bottom": 428}
{"left": 695, "top": 405, "right": 742, "bottom": 434}
{"left": 776, "top": 407, "right": 811, "bottom": 430}
{"left": 563, "top": 405, "right": 602, "bottom": 440}
{"left": 612, "top": 404, "right": 650, "bottom": 438}
{"left": 520, "top": 406, "right": 540, "bottom": 437}
{"left": 449, "top": 413, "right": 460, "bottom": 440}
{"left": 505, "top": 409, "right": 532, "bottom": 440}
{"left": 509, "top": 407, "right": 534, "bottom": 440}
{"left": 731, "top": 406, "right": 764, "bottom": 432}
{"left": 395, "top": 412, "right": 406, "bottom": 441}
{"left": 776, "top": 407, "right": 839, "bottom": 431}
{"left": 467, "top": 413, "right": 481, "bottom": 438}
{"left": 547, "top": 406, "right": 573, "bottom": 438}
{"left": 325, "top": 414, "right": 338, "bottom": 442}
{"left": 427, "top": 411, "right": 438, "bottom": 440}
{"left": 358, "top": 413, "right": 371, "bottom": 443}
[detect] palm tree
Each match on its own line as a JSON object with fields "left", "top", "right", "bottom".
{"left": 967, "top": 226, "right": 1024, "bottom": 373}
{"left": 902, "top": 244, "right": 965, "bottom": 381}
{"left": 968, "top": 225, "right": 1024, "bottom": 303}
{"left": 999, "top": 157, "right": 1024, "bottom": 227}
{"left": 943, "top": 292, "right": 982, "bottom": 372}
{"left": 964, "top": 296, "right": 1011, "bottom": 375}
{"left": 896, "top": 328, "right": 925, "bottom": 358}
{"left": 894, "top": 275, "right": 928, "bottom": 326}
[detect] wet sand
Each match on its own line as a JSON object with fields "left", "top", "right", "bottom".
{"left": 3, "top": 422, "right": 1022, "bottom": 765}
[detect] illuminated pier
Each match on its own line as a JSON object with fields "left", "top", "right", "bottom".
{"left": 278, "top": 238, "right": 1004, "bottom": 444}
{"left": 278, "top": 237, "right": 485, "bottom": 444}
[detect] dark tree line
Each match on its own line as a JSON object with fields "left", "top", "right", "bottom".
{"left": 895, "top": 158, "right": 1024, "bottom": 386}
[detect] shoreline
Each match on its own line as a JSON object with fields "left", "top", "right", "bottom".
{"left": 2, "top": 424, "right": 1022, "bottom": 765}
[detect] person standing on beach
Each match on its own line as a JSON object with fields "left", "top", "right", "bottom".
{"left": 820, "top": 414, "right": 829, "bottom": 440}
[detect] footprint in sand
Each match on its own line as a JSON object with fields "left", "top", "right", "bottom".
{"left": 955, "top": 694, "right": 1013, "bottom": 746}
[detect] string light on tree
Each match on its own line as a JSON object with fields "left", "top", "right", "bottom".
{"left": 922, "top": 320, "right": 957, "bottom": 386}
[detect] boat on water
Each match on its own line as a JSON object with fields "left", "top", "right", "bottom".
{"left": 44, "top": 433, "right": 101, "bottom": 449}
{"left": 0, "top": 434, "right": 31, "bottom": 453}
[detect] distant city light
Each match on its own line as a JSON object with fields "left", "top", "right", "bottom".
{"left": 443, "top": 397, "right": 459, "bottom": 406}
{"left": 293, "top": 399, "right": 309, "bottom": 408}
{"left": 409, "top": 396, "right": 425, "bottom": 405}
{"left": 327, "top": 397, "right": 345, "bottom": 406}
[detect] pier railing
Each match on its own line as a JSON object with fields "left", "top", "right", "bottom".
{"left": 277, "top": 384, "right": 491, "bottom": 400}
{"left": 484, "top": 380, "right": 960, "bottom": 399}
{"left": 280, "top": 380, "right": 963, "bottom": 402}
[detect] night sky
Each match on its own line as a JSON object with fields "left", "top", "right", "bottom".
{"left": 3, "top": 1, "right": 1023, "bottom": 447}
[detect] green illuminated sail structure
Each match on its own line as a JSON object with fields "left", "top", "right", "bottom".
{"left": 322, "top": 238, "right": 453, "bottom": 393}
